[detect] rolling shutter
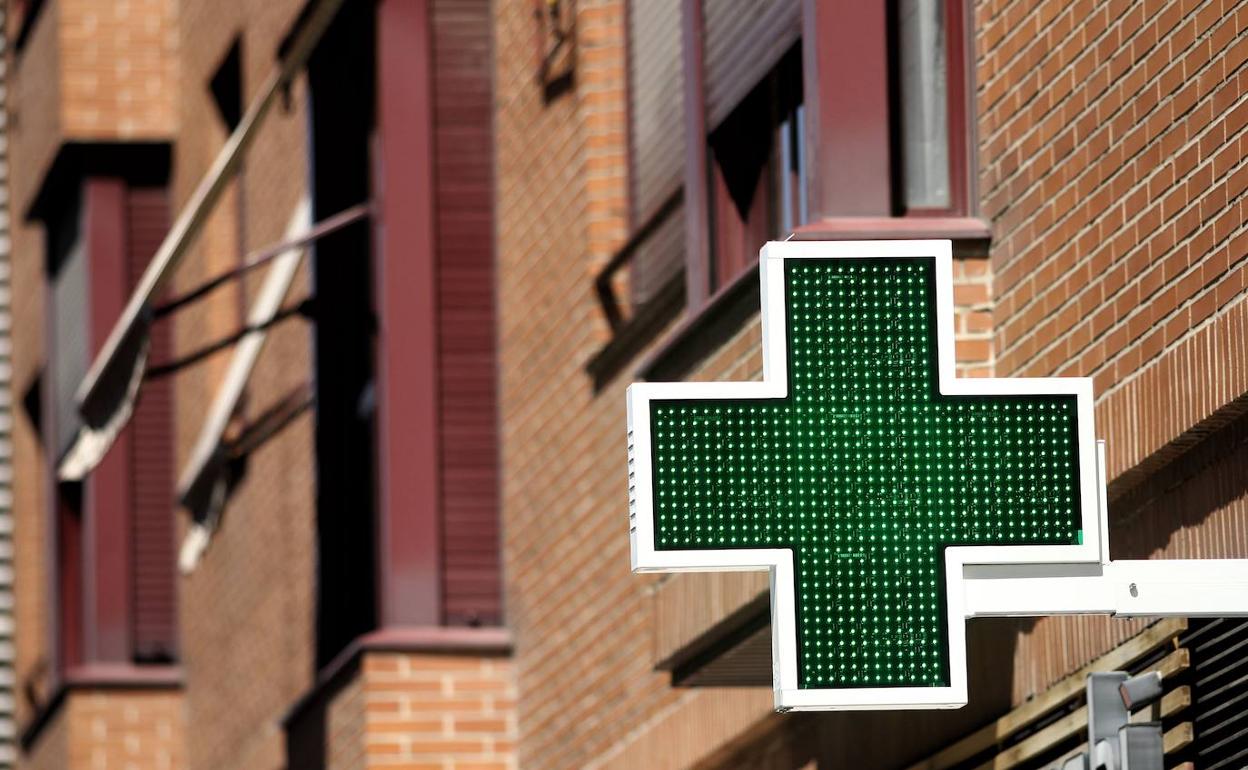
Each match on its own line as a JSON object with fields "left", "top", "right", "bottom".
{"left": 1178, "top": 618, "right": 1248, "bottom": 768}
{"left": 629, "top": 0, "right": 683, "bottom": 221}
{"left": 627, "top": 0, "right": 686, "bottom": 305}
{"left": 702, "top": 0, "right": 800, "bottom": 129}
{"left": 432, "top": 0, "right": 502, "bottom": 627}
{"left": 126, "top": 187, "right": 177, "bottom": 661}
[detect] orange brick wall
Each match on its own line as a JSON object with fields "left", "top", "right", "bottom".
{"left": 979, "top": 0, "right": 1248, "bottom": 473}
{"left": 496, "top": 0, "right": 692, "bottom": 764}
{"left": 497, "top": 0, "right": 1248, "bottom": 767}
{"left": 7, "top": 0, "right": 178, "bottom": 216}
{"left": 953, "top": 256, "right": 995, "bottom": 376}
{"left": 7, "top": 0, "right": 181, "bottom": 739}
{"left": 24, "top": 688, "right": 185, "bottom": 770}
{"left": 976, "top": 0, "right": 1248, "bottom": 703}
{"left": 58, "top": 0, "right": 178, "bottom": 139}
{"left": 8, "top": 187, "right": 48, "bottom": 736}
{"left": 361, "top": 653, "right": 515, "bottom": 769}
{"left": 9, "top": 1, "right": 68, "bottom": 731}
{"left": 8, "top": 0, "right": 62, "bottom": 228}
{"left": 288, "top": 651, "right": 517, "bottom": 770}
{"left": 7, "top": 0, "right": 317, "bottom": 767}
{"left": 168, "top": 2, "right": 318, "bottom": 769}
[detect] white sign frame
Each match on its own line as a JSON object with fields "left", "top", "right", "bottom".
{"left": 626, "top": 239, "right": 1248, "bottom": 711}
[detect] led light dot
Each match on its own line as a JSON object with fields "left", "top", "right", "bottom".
{"left": 650, "top": 258, "right": 1081, "bottom": 690}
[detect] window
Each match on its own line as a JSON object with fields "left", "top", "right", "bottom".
{"left": 802, "top": 0, "right": 974, "bottom": 223}
{"left": 46, "top": 193, "right": 88, "bottom": 461}
{"left": 307, "top": 0, "right": 379, "bottom": 669}
{"left": 684, "top": 0, "right": 978, "bottom": 305}
{"left": 305, "top": 0, "right": 503, "bottom": 669}
{"left": 39, "top": 175, "right": 178, "bottom": 686}
{"left": 625, "top": 0, "right": 686, "bottom": 310}
{"left": 892, "top": 0, "right": 969, "bottom": 217}
{"left": 706, "top": 44, "right": 804, "bottom": 292}
{"left": 44, "top": 192, "right": 87, "bottom": 682}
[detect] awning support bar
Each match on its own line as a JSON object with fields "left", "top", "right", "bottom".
{"left": 153, "top": 201, "right": 370, "bottom": 317}
{"left": 73, "top": 0, "right": 346, "bottom": 412}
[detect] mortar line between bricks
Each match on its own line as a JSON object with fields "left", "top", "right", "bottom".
{"left": 1000, "top": 152, "right": 1248, "bottom": 377}
{"left": 993, "top": 87, "right": 1248, "bottom": 366}
{"left": 996, "top": 0, "right": 1239, "bottom": 264}
{"left": 988, "top": 0, "right": 1230, "bottom": 279}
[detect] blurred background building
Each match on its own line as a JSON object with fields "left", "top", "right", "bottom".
{"left": 2, "top": 0, "right": 1248, "bottom": 769}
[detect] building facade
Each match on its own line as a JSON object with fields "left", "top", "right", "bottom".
{"left": 2, "top": 0, "right": 1247, "bottom": 769}
{"left": 8, "top": 1, "right": 510, "bottom": 768}
{"left": 496, "top": 0, "right": 1248, "bottom": 768}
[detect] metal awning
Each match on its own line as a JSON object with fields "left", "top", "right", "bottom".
{"left": 175, "top": 199, "right": 372, "bottom": 571}
{"left": 57, "top": 0, "right": 346, "bottom": 481}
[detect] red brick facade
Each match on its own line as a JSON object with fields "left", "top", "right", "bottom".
{"left": 495, "top": 0, "right": 1248, "bottom": 767}
{"left": 9, "top": 1, "right": 509, "bottom": 769}
{"left": 288, "top": 645, "right": 516, "bottom": 770}
{"left": 6, "top": 0, "right": 1248, "bottom": 768}
{"left": 25, "top": 685, "right": 184, "bottom": 770}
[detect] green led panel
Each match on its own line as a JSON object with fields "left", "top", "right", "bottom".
{"left": 649, "top": 258, "right": 1081, "bottom": 689}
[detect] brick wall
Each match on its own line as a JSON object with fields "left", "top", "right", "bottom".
{"left": 497, "top": 0, "right": 1015, "bottom": 763}
{"left": 0, "top": 5, "right": 19, "bottom": 767}
{"left": 977, "top": 0, "right": 1248, "bottom": 702}
{"left": 169, "top": 2, "right": 318, "bottom": 768}
{"left": 953, "top": 257, "right": 995, "bottom": 376}
{"left": 287, "top": 649, "right": 517, "bottom": 770}
{"left": 58, "top": 0, "right": 178, "bottom": 139}
{"left": 498, "top": 0, "right": 1248, "bottom": 766}
{"left": 360, "top": 653, "right": 515, "bottom": 769}
{"left": 7, "top": 0, "right": 178, "bottom": 218}
{"left": 9, "top": 0, "right": 56, "bottom": 737}
{"left": 496, "top": 0, "right": 684, "bottom": 765}
{"left": 979, "top": 0, "right": 1248, "bottom": 470}
{"left": 24, "top": 687, "right": 184, "bottom": 770}
{"left": 7, "top": 0, "right": 181, "bottom": 740}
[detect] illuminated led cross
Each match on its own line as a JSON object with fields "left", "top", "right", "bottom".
{"left": 626, "top": 240, "right": 1248, "bottom": 711}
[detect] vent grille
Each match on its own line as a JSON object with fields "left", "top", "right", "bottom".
{"left": 1178, "top": 617, "right": 1248, "bottom": 769}
{"left": 627, "top": 429, "right": 637, "bottom": 533}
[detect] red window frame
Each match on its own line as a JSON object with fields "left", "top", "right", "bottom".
{"left": 893, "top": 0, "right": 971, "bottom": 221}
{"left": 681, "top": 0, "right": 984, "bottom": 314}
{"left": 42, "top": 177, "right": 178, "bottom": 684}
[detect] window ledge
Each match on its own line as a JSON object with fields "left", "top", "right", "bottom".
{"left": 636, "top": 218, "right": 993, "bottom": 383}
{"left": 793, "top": 216, "right": 992, "bottom": 244}
{"left": 21, "top": 664, "right": 183, "bottom": 750}
{"left": 281, "top": 626, "right": 512, "bottom": 729}
{"left": 585, "top": 271, "right": 686, "bottom": 391}
{"left": 638, "top": 266, "right": 761, "bottom": 384}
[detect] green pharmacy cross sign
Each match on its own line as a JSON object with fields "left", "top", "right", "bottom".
{"left": 626, "top": 241, "right": 1248, "bottom": 711}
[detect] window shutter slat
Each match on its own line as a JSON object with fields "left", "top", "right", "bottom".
{"left": 433, "top": 0, "right": 502, "bottom": 627}
{"left": 126, "top": 187, "right": 177, "bottom": 661}
{"left": 629, "top": 0, "right": 684, "bottom": 222}
{"left": 702, "top": 0, "right": 800, "bottom": 129}
{"left": 628, "top": 0, "right": 686, "bottom": 306}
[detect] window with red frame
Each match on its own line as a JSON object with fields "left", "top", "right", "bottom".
{"left": 40, "top": 177, "right": 177, "bottom": 690}
{"left": 706, "top": 44, "right": 805, "bottom": 293}
{"left": 695, "top": 0, "right": 974, "bottom": 295}
{"left": 890, "top": 0, "right": 971, "bottom": 218}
